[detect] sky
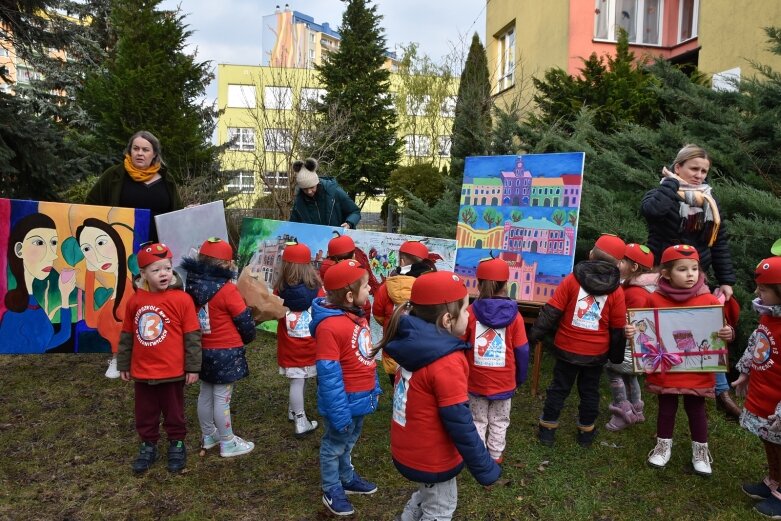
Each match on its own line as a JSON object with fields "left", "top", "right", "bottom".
{"left": 158, "top": 0, "right": 487, "bottom": 103}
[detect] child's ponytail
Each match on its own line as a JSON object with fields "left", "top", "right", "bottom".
{"left": 477, "top": 279, "right": 506, "bottom": 299}
{"left": 371, "top": 301, "right": 410, "bottom": 357}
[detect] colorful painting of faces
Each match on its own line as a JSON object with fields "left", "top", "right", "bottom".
{"left": 0, "top": 198, "right": 150, "bottom": 354}
{"left": 455, "top": 153, "right": 586, "bottom": 303}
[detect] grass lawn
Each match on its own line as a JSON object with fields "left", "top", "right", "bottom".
{"left": 0, "top": 331, "right": 766, "bottom": 520}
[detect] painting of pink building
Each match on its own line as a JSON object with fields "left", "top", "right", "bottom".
{"left": 502, "top": 217, "right": 574, "bottom": 256}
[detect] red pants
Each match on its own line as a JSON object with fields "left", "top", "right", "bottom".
{"left": 134, "top": 381, "right": 186, "bottom": 443}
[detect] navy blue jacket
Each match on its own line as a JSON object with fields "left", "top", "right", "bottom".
{"left": 385, "top": 315, "right": 501, "bottom": 486}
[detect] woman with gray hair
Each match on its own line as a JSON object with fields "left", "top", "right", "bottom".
{"left": 87, "top": 130, "right": 183, "bottom": 242}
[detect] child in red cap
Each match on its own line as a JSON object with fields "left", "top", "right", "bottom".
{"left": 310, "top": 259, "right": 382, "bottom": 516}
{"left": 463, "top": 257, "right": 529, "bottom": 463}
{"left": 180, "top": 238, "right": 256, "bottom": 458}
{"left": 319, "top": 234, "right": 374, "bottom": 323}
{"left": 733, "top": 253, "right": 781, "bottom": 517}
{"left": 274, "top": 242, "right": 323, "bottom": 436}
{"left": 117, "top": 243, "right": 202, "bottom": 474}
{"left": 528, "top": 234, "right": 628, "bottom": 448}
{"left": 626, "top": 244, "right": 734, "bottom": 476}
{"left": 375, "top": 271, "right": 500, "bottom": 520}
{"left": 373, "top": 240, "right": 435, "bottom": 385}
{"left": 605, "top": 243, "right": 658, "bottom": 432}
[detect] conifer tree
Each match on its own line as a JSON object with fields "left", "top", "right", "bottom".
{"left": 313, "top": 0, "right": 400, "bottom": 200}
{"left": 450, "top": 33, "right": 492, "bottom": 181}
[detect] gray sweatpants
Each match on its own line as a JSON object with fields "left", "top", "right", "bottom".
{"left": 400, "top": 478, "right": 458, "bottom": 521}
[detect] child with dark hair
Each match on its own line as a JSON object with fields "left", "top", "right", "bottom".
{"left": 181, "top": 238, "right": 256, "bottom": 458}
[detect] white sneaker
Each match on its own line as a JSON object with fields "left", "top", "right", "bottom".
{"left": 202, "top": 431, "right": 219, "bottom": 450}
{"left": 294, "top": 413, "right": 318, "bottom": 437}
{"left": 692, "top": 441, "right": 713, "bottom": 476}
{"left": 220, "top": 435, "right": 255, "bottom": 458}
{"left": 105, "top": 358, "right": 120, "bottom": 379}
{"left": 647, "top": 437, "right": 673, "bottom": 468}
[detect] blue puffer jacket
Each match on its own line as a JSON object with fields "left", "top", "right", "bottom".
{"left": 310, "top": 297, "right": 381, "bottom": 431}
{"left": 384, "top": 315, "right": 501, "bottom": 486}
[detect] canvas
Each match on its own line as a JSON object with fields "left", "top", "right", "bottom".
{"left": 628, "top": 305, "right": 729, "bottom": 374}
{"left": 0, "top": 198, "right": 150, "bottom": 354}
{"left": 155, "top": 201, "right": 230, "bottom": 280}
{"left": 455, "top": 153, "right": 585, "bottom": 303}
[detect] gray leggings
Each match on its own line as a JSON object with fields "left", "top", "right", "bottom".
{"left": 605, "top": 367, "right": 642, "bottom": 404}
{"left": 400, "top": 478, "right": 458, "bottom": 521}
{"left": 197, "top": 382, "right": 235, "bottom": 441}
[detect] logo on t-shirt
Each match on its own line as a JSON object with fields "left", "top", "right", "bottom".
{"left": 751, "top": 326, "right": 777, "bottom": 370}
{"left": 135, "top": 305, "right": 171, "bottom": 347}
{"left": 197, "top": 304, "right": 211, "bottom": 334}
{"left": 286, "top": 309, "right": 313, "bottom": 338}
{"left": 473, "top": 324, "right": 507, "bottom": 367}
{"left": 571, "top": 288, "right": 607, "bottom": 330}
{"left": 392, "top": 369, "right": 412, "bottom": 426}
{"left": 356, "top": 326, "right": 373, "bottom": 360}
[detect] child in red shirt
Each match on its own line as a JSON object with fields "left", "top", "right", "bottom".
{"left": 463, "top": 257, "right": 529, "bottom": 463}
{"left": 310, "top": 260, "right": 382, "bottom": 517}
{"left": 732, "top": 255, "right": 781, "bottom": 517}
{"left": 605, "top": 243, "right": 657, "bottom": 432}
{"left": 274, "top": 242, "right": 322, "bottom": 437}
{"left": 117, "top": 243, "right": 201, "bottom": 474}
{"left": 181, "top": 238, "right": 256, "bottom": 458}
{"left": 626, "top": 245, "right": 734, "bottom": 476}
{"left": 529, "top": 234, "right": 628, "bottom": 448}
{"left": 318, "top": 234, "right": 373, "bottom": 322}
{"left": 377, "top": 271, "right": 500, "bottom": 520}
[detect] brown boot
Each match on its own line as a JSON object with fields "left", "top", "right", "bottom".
{"left": 716, "top": 391, "right": 741, "bottom": 420}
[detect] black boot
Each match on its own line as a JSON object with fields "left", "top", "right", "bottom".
{"left": 131, "top": 441, "right": 158, "bottom": 474}
{"left": 538, "top": 420, "right": 557, "bottom": 447}
{"left": 577, "top": 425, "right": 598, "bottom": 448}
{"left": 167, "top": 440, "right": 187, "bottom": 473}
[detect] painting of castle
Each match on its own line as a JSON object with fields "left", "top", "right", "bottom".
{"left": 455, "top": 153, "right": 585, "bottom": 303}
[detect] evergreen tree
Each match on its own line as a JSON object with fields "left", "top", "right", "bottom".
{"left": 313, "top": 0, "right": 400, "bottom": 200}
{"left": 78, "top": 0, "right": 220, "bottom": 196}
{"left": 450, "top": 33, "right": 492, "bottom": 181}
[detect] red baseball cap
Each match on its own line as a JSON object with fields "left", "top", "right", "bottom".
{"left": 410, "top": 271, "right": 467, "bottom": 306}
{"left": 328, "top": 235, "right": 355, "bottom": 257}
{"left": 282, "top": 242, "right": 311, "bottom": 264}
{"left": 476, "top": 257, "right": 510, "bottom": 282}
{"left": 137, "top": 243, "right": 172, "bottom": 268}
{"left": 595, "top": 234, "right": 626, "bottom": 261}
{"left": 755, "top": 257, "right": 781, "bottom": 284}
{"left": 199, "top": 237, "right": 233, "bottom": 261}
{"left": 624, "top": 243, "right": 654, "bottom": 270}
{"left": 324, "top": 259, "right": 367, "bottom": 291}
{"left": 661, "top": 244, "right": 700, "bottom": 264}
{"left": 399, "top": 240, "right": 429, "bottom": 260}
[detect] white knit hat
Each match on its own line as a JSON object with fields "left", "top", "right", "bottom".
{"left": 293, "top": 158, "right": 319, "bottom": 189}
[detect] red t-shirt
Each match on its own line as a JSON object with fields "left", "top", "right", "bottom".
{"left": 624, "top": 285, "right": 653, "bottom": 309}
{"left": 464, "top": 306, "right": 527, "bottom": 396}
{"left": 315, "top": 313, "right": 376, "bottom": 393}
{"left": 391, "top": 351, "right": 468, "bottom": 472}
{"left": 197, "top": 283, "right": 247, "bottom": 349}
{"left": 644, "top": 292, "right": 720, "bottom": 392}
{"left": 122, "top": 289, "right": 200, "bottom": 380}
{"left": 548, "top": 274, "right": 626, "bottom": 356}
{"left": 744, "top": 315, "right": 781, "bottom": 418}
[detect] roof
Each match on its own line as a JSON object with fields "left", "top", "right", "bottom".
{"left": 471, "top": 178, "right": 503, "bottom": 186}
{"left": 509, "top": 217, "right": 564, "bottom": 231}
{"left": 532, "top": 178, "right": 564, "bottom": 187}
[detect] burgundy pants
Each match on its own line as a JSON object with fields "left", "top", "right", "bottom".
{"left": 134, "top": 381, "right": 186, "bottom": 443}
{"left": 656, "top": 394, "right": 707, "bottom": 443}
{"left": 764, "top": 440, "right": 781, "bottom": 482}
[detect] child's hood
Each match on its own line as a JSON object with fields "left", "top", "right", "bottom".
{"left": 384, "top": 314, "right": 468, "bottom": 372}
{"left": 471, "top": 298, "right": 518, "bottom": 329}
{"left": 279, "top": 283, "right": 320, "bottom": 312}
{"left": 309, "top": 296, "right": 354, "bottom": 335}
{"left": 573, "top": 260, "right": 621, "bottom": 296}
{"left": 753, "top": 297, "right": 781, "bottom": 318}
{"left": 180, "top": 256, "right": 235, "bottom": 307}
{"left": 625, "top": 272, "right": 659, "bottom": 292}
{"left": 386, "top": 275, "right": 415, "bottom": 304}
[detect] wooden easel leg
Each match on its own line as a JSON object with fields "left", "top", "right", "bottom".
{"left": 530, "top": 340, "right": 543, "bottom": 397}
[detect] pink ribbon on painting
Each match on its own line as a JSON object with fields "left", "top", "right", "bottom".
{"left": 638, "top": 341, "right": 682, "bottom": 374}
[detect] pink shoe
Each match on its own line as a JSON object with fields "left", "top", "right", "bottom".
{"left": 605, "top": 412, "right": 628, "bottom": 432}
{"left": 632, "top": 401, "right": 645, "bottom": 423}
{"left": 605, "top": 401, "right": 637, "bottom": 432}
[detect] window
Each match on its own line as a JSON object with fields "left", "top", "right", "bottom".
{"left": 262, "top": 171, "right": 289, "bottom": 193}
{"left": 263, "top": 128, "right": 292, "bottom": 152}
{"left": 437, "top": 136, "right": 452, "bottom": 157}
{"left": 441, "top": 96, "right": 457, "bottom": 118}
{"left": 264, "top": 86, "right": 292, "bottom": 110}
{"left": 593, "top": 0, "right": 663, "bottom": 45}
{"left": 226, "top": 171, "right": 255, "bottom": 193}
{"left": 405, "top": 135, "right": 430, "bottom": 157}
{"left": 16, "top": 66, "right": 41, "bottom": 84}
{"left": 300, "top": 87, "right": 326, "bottom": 111}
{"left": 406, "top": 95, "right": 430, "bottom": 116}
{"left": 678, "top": 0, "right": 699, "bottom": 42}
{"left": 227, "top": 127, "right": 255, "bottom": 151}
{"left": 496, "top": 25, "right": 515, "bottom": 92}
{"left": 227, "top": 85, "right": 256, "bottom": 108}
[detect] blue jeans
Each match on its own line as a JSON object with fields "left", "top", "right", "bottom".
{"left": 715, "top": 372, "right": 729, "bottom": 394}
{"left": 320, "top": 416, "right": 364, "bottom": 491}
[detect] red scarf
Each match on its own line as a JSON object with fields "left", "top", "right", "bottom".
{"left": 655, "top": 273, "right": 710, "bottom": 302}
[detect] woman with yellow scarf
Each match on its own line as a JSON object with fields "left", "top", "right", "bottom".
{"left": 86, "top": 130, "right": 183, "bottom": 242}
